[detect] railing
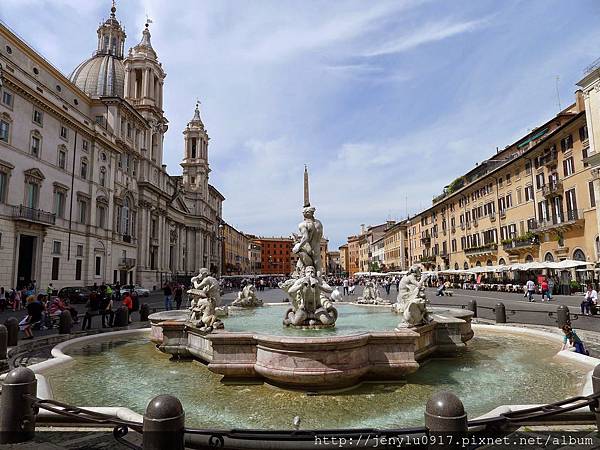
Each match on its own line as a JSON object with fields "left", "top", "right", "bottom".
{"left": 503, "top": 238, "right": 540, "bottom": 251}
{"left": 119, "top": 258, "right": 137, "bottom": 268}
{"left": 534, "top": 209, "right": 584, "bottom": 230}
{"left": 11, "top": 205, "right": 56, "bottom": 225}
{"left": 0, "top": 362, "right": 598, "bottom": 449}
{"left": 542, "top": 181, "right": 563, "bottom": 197}
{"left": 584, "top": 56, "right": 600, "bottom": 75}
{"left": 464, "top": 243, "right": 498, "bottom": 256}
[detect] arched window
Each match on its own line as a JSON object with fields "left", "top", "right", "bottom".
{"left": 573, "top": 249, "right": 586, "bottom": 261}
{"left": 498, "top": 258, "right": 506, "bottom": 265}
{"left": 486, "top": 259, "right": 493, "bottom": 266}
{"left": 476, "top": 261, "right": 482, "bottom": 267}
{"left": 525, "top": 254, "right": 534, "bottom": 262}
{"left": 544, "top": 252, "right": 554, "bottom": 262}
{"left": 463, "top": 262, "right": 469, "bottom": 270}
{"left": 454, "top": 262, "right": 459, "bottom": 270}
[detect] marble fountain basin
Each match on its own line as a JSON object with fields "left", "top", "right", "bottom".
{"left": 149, "top": 304, "right": 474, "bottom": 390}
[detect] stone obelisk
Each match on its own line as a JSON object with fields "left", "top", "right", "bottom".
{"left": 304, "top": 165, "right": 310, "bottom": 207}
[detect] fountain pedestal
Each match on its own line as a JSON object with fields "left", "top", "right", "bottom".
{"left": 150, "top": 307, "right": 473, "bottom": 391}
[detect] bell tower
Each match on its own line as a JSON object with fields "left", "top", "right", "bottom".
{"left": 123, "top": 21, "right": 167, "bottom": 165}
{"left": 181, "top": 102, "right": 210, "bottom": 195}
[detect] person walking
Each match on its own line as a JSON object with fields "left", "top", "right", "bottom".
{"left": 122, "top": 291, "right": 133, "bottom": 324}
{"left": 342, "top": 279, "right": 349, "bottom": 296}
{"left": 540, "top": 279, "right": 551, "bottom": 302}
{"left": 525, "top": 278, "right": 536, "bottom": 302}
{"left": 163, "top": 282, "right": 173, "bottom": 311}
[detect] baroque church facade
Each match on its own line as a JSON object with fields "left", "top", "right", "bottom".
{"left": 0, "top": 5, "right": 224, "bottom": 290}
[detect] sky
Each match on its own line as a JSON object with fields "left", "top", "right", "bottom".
{"left": 2, "top": 0, "right": 600, "bottom": 248}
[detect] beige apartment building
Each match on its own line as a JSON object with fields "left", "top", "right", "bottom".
{"left": 0, "top": 8, "right": 224, "bottom": 290}
{"left": 339, "top": 244, "right": 349, "bottom": 275}
{"left": 223, "top": 223, "right": 249, "bottom": 275}
{"left": 383, "top": 221, "right": 408, "bottom": 271}
{"left": 406, "top": 91, "right": 597, "bottom": 271}
{"left": 347, "top": 235, "right": 360, "bottom": 276}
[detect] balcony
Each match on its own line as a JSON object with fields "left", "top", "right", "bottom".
{"left": 536, "top": 150, "right": 558, "bottom": 168}
{"left": 419, "top": 255, "right": 436, "bottom": 265}
{"left": 489, "top": 213, "right": 497, "bottom": 222}
{"left": 119, "top": 258, "right": 137, "bottom": 269}
{"left": 464, "top": 243, "right": 498, "bottom": 258}
{"left": 420, "top": 236, "right": 431, "bottom": 246}
{"left": 532, "top": 209, "right": 584, "bottom": 233}
{"left": 541, "top": 181, "right": 563, "bottom": 198}
{"left": 11, "top": 205, "right": 56, "bottom": 226}
{"left": 502, "top": 234, "right": 540, "bottom": 254}
{"left": 499, "top": 210, "right": 506, "bottom": 220}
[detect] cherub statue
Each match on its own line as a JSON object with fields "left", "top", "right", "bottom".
{"left": 393, "top": 264, "right": 431, "bottom": 327}
{"left": 357, "top": 280, "right": 387, "bottom": 304}
{"left": 231, "top": 284, "right": 263, "bottom": 307}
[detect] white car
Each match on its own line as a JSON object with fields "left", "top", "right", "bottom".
{"left": 120, "top": 284, "right": 150, "bottom": 297}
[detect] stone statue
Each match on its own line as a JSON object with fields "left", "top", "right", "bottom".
{"left": 282, "top": 266, "right": 337, "bottom": 327}
{"left": 392, "top": 264, "right": 431, "bottom": 328}
{"left": 281, "top": 167, "right": 338, "bottom": 328}
{"left": 231, "top": 284, "right": 263, "bottom": 307}
{"left": 357, "top": 280, "right": 388, "bottom": 305}
{"left": 292, "top": 206, "right": 323, "bottom": 277}
{"left": 187, "top": 268, "right": 223, "bottom": 332}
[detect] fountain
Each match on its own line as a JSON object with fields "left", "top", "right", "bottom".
{"left": 231, "top": 284, "right": 263, "bottom": 308}
{"left": 148, "top": 167, "right": 474, "bottom": 390}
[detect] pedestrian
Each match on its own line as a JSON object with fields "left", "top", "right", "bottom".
{"left": 525, "top": 278, "right": 536, "bottom": 302}
{"left": 122, "top": 292, "right": 134, "bottom": 324}
{"left": 342, "top": 279, "right": 349, "bottom": 296}
{"left": 581, "top": 284, "right": 597, "bottom": 315}
{"left": 561, "top": 324, "right": 589, "bottom": 355}
{"left": 540, "top": 278, "right": 551, "bottom": 302}
{"left": 175, "top": 284, "right": 183, "bottom": 309}
{"left": 20, "top": 295, "right": 44, "bottom": 339}
{"left": 100, "top": 292, "right": 114, "bottom": 328}
{"left": 163, "top": 282, "right": 173, "bottom": 311}
{"left": 436, "top": 279, "right": 446, "bottom": 296}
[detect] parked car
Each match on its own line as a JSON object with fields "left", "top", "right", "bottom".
{"left": 57, "top": 286, "right": 92, "bottom": 304}
{"left": 120, "top": 285, "right": 150, "bottom": 297}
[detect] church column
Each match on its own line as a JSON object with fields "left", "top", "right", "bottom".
{"left": 123, "top": 68, "right": 130, "bottom": 98}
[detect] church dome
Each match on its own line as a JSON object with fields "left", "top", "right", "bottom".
{"left": 70, "top": 55, "right": 124, "bottom": 97}
{"left": 69, "top": 4, "right": 126, "bottom": 98}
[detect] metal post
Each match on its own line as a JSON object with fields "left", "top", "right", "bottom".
{"left": 593, "top": 364, "right": 600, "bottom": 430}
{"left": 4, "top": 317, "right": 18, "bottom": 347}
{"left": 495, "top": 302, "right": 506, "bottom": 323}
{"left": 425, "top": 391, "right": 467, "bottom": 447}
{"left": 58, "top": 311, "right": 73, "bottom": 334}
{"left": 557, "top": 305, "right": 570, "bottom": 329}
{"left": 0, "top": 325, "right": 7, "bottom": 361}
{"left": 467, "top": 299, "right": 477, "bottom": 318}
{"left": 139, "top": 303, "right": 150, "bottom": 321}
{"left": 0, "top": 367, "right": 37, "bottom": 444}
{"left": 143, "top": 395, "right": 185, "bottom": 450}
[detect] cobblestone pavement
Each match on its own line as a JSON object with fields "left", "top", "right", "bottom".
{"left": 0, "top": 429, "right": 142, "bottom": 449}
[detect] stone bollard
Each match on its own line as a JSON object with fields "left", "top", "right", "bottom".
{"left": 139, "top": 303, "right": 150, "bottom": 322}
{"left": 495, "top": 303, "right": 506, "bottom": 323}
{"left": 0, "top": 325, "right": 7, "bottom": 361}
{"left": 0, "top": 367, "right": 37, "bottom": 444}
{"left": 143, "top": 395, "right": 185, "bottom": 450}
{"left": 113, "top": 307, "right": 129, "bottom": 327}
{"left": 593, "top": 365, "right": 600, "bottom": 429}
{"left": 58, "top": 311, "right": 73, "bottom": 335}
{"left": 467, "top": 299, "right": 477, "bottom": 318}
{"left": 425, "top": 391, "right": 467, "bottom": 447}
{"left": 5, "top": 317, "right": 18, "bottom": 347}
{"left": 557, "top": 305, "right": 570, "bottom": 329}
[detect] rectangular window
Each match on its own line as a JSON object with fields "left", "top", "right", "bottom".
{"left": 525, "top": 161, "right": 532, "bottom": 174}
{"left": 95, "top": 116, "right": 104, "bottom": 126}
{"left": 525, "top": 185, "right": 534, "bottom": 202}
{"left": 536, "top": 173, "right": 545, "bottom": 189}
{"left": 0, "top": 120, "right": 10, "bottom": 143}
{"left": 51, "top": 257, "right": 60, "bottom": 280}
{"left": 53, "top": 190, "right": 66, "bottom": 219}
{"left": 579, "top": 125, "right": 589, "bottom": 142}
{"left": 563, "top": 157, "right": 575, "bottom": 177}
{"left": 1, "top": 90, "right": 13, "bottom": 107}
{"left": 52, "top": 240, "right": 61, "bottom": 254}
{"left": 82, "top": 140, "right": 89, "bottom": 151}
{"left": 31, "top": 136, "right": 40, "bottom": 157}
{"left": 75, "top": 259, "right": 82, "bottom": 281}
{"left": 76, "top": 244, "right": 84, "bottom": 257}
{"left": 80, "top": 161, "right": 87, "bottom": 179}
{"left": 590, "top": 181, "right": 596, "bottom": 208}
{"left": 96, "top": 205, "right": 106, "bottom": 228}
{"left": 560, "top": 134, "right": 573, "bottom": 151}
{"left": 527, "top": 218, "right": 536, "bottom": 231}
{"left": 506, "top": 173, "right": 511, "bottom": 184}
{"left": 60, "top": 126, "right": 68, "bottom": 140}
{"left": 0, "top": 172, "right": 7, "bottom": 203}
{"left": 583, "top": 146, "right": 589, "bottom": 167}
{"left": 506, "top": 194, "right": 512, "bottom": 208}
{"left": 32, "top": 109, "right": 43, "bottom": 126}
{"left": 565, "top": 188, "right": 578, "bottom": 216}
{"left": 95, "top": 256, "right": 101, "bottom": 276}
{"left": 58, "top": 149, "right": 66, "bottom": 169}
{"left": 25, "top": 182, "right": 39, "bottom": 209}
{"left": 516, "top": 188, "right": 522, "bottom": 205}
{"left": 78, "top": 199, "right": 88, "bottom": 224}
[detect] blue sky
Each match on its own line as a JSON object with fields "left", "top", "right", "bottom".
{"left": 2, "top": 0, "right": 600, "bottom": 248}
